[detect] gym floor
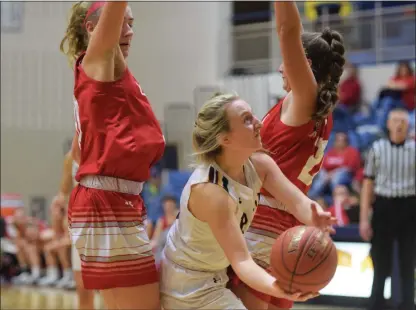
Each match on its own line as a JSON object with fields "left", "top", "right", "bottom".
{"left": 1, "top": 285, "right": 362, "bottom": 310}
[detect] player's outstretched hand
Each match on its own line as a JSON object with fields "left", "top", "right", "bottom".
{"left": 311, "top": 203, "right": 337, "bottom": 234}
{"left": 271, "top": 281, "right": 319, "bottom": 301}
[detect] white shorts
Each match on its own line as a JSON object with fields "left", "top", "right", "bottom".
{"left": 71, "top": 245, "right": 81, "bottom": 271}
{"left": 160, "top": 254, "right": 246, "bottom": 310}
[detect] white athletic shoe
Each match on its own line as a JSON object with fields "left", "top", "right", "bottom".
{"left": 20, "top": 274, "right": 40, "bottom": 285}
{"left": 63, "top": 279, "right": 76, "bottom": 290}
{"left": 37, "top": 275, "right": 60, "bottom": 287}
{"left": 12, "top": 272, "right": 30, "bottom": 285}
{"left": 55, "top": 274, "right": 73, "bottom": 289}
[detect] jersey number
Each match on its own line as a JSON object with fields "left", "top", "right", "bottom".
{"left": 240, "top": 212, "right": 248, "bottom": 233}
{"left": 297, "top": 138, "right": 328, "bottom": 186}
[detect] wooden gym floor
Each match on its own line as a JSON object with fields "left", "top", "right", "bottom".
{"left": 1, "top": 284, "right": 361, "bottom": 310}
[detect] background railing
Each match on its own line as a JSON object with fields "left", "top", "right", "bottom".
{"left": 231, "top": 3, "right": 416, "bottom": 74}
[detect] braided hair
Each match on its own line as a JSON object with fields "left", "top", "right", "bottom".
{"left": 301, "top": 27, "right": 345, "bottom": 120}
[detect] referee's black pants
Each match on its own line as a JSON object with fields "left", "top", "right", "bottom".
{"left": 369, "top": 195, "right": 416, "bottom": 310}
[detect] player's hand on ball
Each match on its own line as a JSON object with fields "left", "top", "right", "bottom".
{"left": 272, "top": 281, "right": 319, "bottom": 301}
{"left": 311, "top": 203, "right": 337, "bottom": 234}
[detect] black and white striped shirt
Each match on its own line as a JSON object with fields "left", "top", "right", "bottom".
{"left": 364, "top": 138, "right": 415, "bottom": 198}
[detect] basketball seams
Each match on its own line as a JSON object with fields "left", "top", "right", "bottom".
{"left": 271, "top": 226, "right": 337, "bottom": 293}
{"left": 287, "top": 228, "right": 314, "bottom": 292}
{"left": 294, "top": 234, "right": 335, "bottom": 277}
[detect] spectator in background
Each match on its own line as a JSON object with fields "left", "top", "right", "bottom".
{"left": 151, "top": 195, "right": 179, "bottom": 266}
{"left": 142, "top": 167, "right": 164, "bottom": 239}
{"left": 309, "top": 132, "right": 361, "bottom": 199}
{"left": 333, "top": 63, "right": 362, "bottom": 132}
{"left": 327, "top": 184, "right": 360, "bottom": 226}
{"left": 374, "top": 61, "right": 415, "bottom": 130}
{"left": 150, "top": 195, "right": 178, "bottom": 250}
{"left": 11, "top": 209, "right": 50, "bottom": 285}
{"left": 339, "top": 63, "right": 362, "bottom": 113}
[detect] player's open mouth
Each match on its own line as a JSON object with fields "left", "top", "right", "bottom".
{"left": 120, "top": 43, "right": 130, "bottom": 47}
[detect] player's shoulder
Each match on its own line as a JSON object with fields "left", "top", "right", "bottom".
{"left": 190, "top": 182, "right": 233, "bottom": 215}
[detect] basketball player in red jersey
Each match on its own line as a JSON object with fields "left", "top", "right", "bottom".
{"left": 232, "top": 2, "right": 345, "bottom": 309}
{"left": 60, "top": 2, "right": 165, "bottom": 309}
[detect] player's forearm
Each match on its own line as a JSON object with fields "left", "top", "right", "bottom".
{"left": 290, "top": 198, "right": 320, "bottom": 226}
{"left": 360, "top": 179, "right": 373, "bottom": 222}
{"left": 263, "top": 166, "right": 310, "bottom": 216}
{"left": 232, "top": 259, "right": 279, "bottom": 297}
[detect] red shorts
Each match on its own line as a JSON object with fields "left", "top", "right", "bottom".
{"left": 68, "top": 185, "right": 158, "bottom": 290}
{"left": 234, "top": 204, "right": 302, "bottom": 309}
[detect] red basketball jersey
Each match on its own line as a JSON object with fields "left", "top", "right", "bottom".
{"left": 73, "top": 54, "right": 165, "bottom": 182}
{"left": 260, "top": 100, "right": 333, "bottom": 196}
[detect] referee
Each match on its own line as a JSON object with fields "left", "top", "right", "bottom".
{"left": 360, "top": 108, "right": 415, "bottom": 310}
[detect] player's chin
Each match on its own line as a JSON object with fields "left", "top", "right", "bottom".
{"left": 121, "top": 50, "right": 129, "bottom": 58}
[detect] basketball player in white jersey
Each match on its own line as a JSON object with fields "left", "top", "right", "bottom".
{"left": 160, "top": 93, "right": 336, "bottom": 309}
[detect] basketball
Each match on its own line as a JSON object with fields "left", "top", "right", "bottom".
{"left": 270, "top": 226, "right": 338, "bottom": 293}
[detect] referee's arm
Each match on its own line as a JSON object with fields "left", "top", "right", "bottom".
{"left": 360, "top": 146, "right": 376, "bottom": 241}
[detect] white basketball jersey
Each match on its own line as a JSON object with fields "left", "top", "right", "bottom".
{"left": 163, "top": 159, "right": 262, "bottom": 272}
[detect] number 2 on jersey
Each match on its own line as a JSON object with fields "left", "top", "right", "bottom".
{"left": 297, "top": 138, "right": 328, "bottom": 186}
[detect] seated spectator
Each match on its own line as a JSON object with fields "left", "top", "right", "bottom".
{"left": 142, "top": 167, "right": 164, "bottom": 239}
{"left": 11, "top": 209, "right": 51, "bottom": 285}
{"left": 352, "top": 159, "right": 365, "bottom": 194}
{"left": 1, "top": 216, "right": 19, "bottom": 283}
{"left": 327, "top": 184, "right": 360, "bottom": 226}
{"left": 38, "top": 152, "right": 74, "bottom": 288}
{"left": 333, "top": 63, "right": 362, "bottom": 132}
{"left": 150, "top": 195, "right": 178, "bottom": 250}
{"left": 38, "top": 196, "right": 72, "bottom": 288}
{"left": 151, "top": 195, "right": 179, "bottom": 266}
{"left": 339, "top": 63, "right": 362, "bottom": 113}
{"left": 374, "top": 61, "right": 415, "bottom": 130}
{"left": 309, "top": 132, "right": 361, "bottom": 199}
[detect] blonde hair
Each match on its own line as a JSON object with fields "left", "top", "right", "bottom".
{"left": 59, "top": 2, "right": 101, "bottom": 67}
{"left": 192, "top": 92, "right": 238, "bottom": 165}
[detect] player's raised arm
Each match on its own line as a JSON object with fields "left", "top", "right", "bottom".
{"left": 251, "top": 152, "right": 336, "bottom": 231}
{"left": 274, "top": 1, "right": 317, "bottom": 121}
{"left": 188, "top": 182, "right": 314, "bottom": 301}
{"left": 84, "top": 1, "right": 128, "bottom": 63}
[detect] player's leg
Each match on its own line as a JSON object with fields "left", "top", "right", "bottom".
{"left": 101, "top": 283, "right": 160, "bottom": 310}
{"left": 70, "top": 185, "right": 159, "bottom": 310}
{"left": 72, "top": 245, "right": 95, "bottom": 310}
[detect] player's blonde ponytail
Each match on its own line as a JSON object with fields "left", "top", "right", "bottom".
{"left": 60, "top": 2, "right": 101, "bottom": 68}
{"left": 192, "top": 92, "right": 238, "bottom": 165}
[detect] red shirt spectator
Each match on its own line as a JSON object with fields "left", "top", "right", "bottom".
{"left": 339, "top": 64, "right": 361, "bottom": 108}
{"left": 387, "top": 61, "right": 415, "bottom": 110}
{"left": 392, "top": 75, "right": 415, "bottom": 110}
{"left": 322, "top": 133, "right": 361, "bottom": 173}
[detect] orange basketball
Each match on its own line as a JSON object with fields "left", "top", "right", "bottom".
{"left": 270, "top": 225, "right": 338, "bottom": 293}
